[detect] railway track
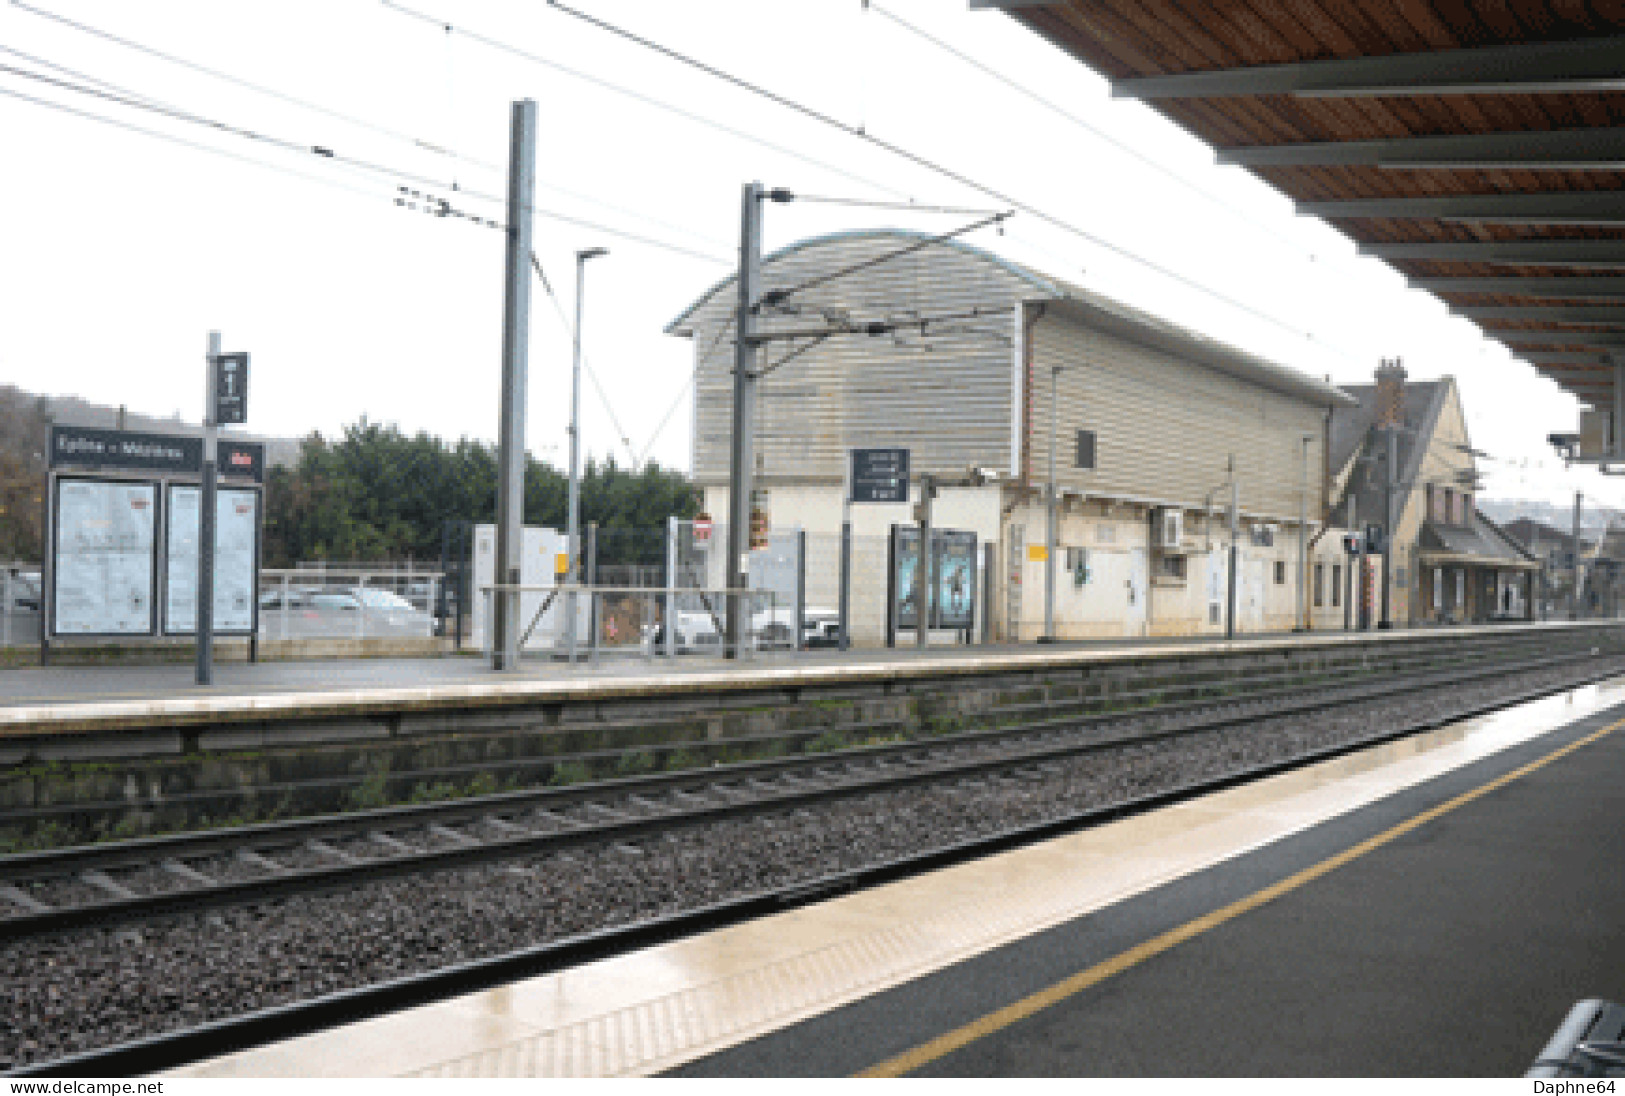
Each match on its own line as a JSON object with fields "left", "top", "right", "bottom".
{"left": 2, "top": 639, "right": 1613, "bottom": 941}
{"left": 0, "top": 629, "right": 1580, "bottom": 841}
{"left": 7, "top": 642, "right": 1625, "bottom": 1077}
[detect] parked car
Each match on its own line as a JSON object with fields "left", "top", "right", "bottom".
{"left": 751, "top": 606, "right": 841, "bottom": 650}
{"left": 259, "top": 586, "right": 315, "bottom": 610}
{"left": 309, "top": 591, "right": 362, "bottom": 611}
{"left": 644, "top": 610, "right": 723, "bottom": 654}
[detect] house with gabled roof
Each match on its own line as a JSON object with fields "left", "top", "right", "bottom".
{"left": 1328, "top": 362, "right": 1537, "bottom": 626}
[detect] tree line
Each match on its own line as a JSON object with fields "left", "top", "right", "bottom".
{"left": 263, "top": 420, "right": 699, "bottom": 567}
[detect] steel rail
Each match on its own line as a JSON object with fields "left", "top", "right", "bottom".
{"left": 11, "top": 656, "right": 1624, "bottom": 1078}
{"left": 0, "top": 645, "right": 1605, "bottom": 941}
{"left": 0, "top": 632, "right": 1554, "bottom": 862}
{"left": 0, "top": 634, "right": 1562, "bottom": 879}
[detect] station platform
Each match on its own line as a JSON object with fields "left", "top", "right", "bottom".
{"left": 0, "top": 620, "right": 1606, "bottom": 734}
{"left": 166, "top": 674, "right": 1625, "bottom": 1078}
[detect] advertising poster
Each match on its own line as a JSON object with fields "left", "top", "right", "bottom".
{"left": 52, "top": 478, "right": 157, "bottom": 635}
{"left": 164, "top": 485, "right": 259, "bottom": 634}
{"left": 891, "top": 526, "right": 977, "bottom": 631}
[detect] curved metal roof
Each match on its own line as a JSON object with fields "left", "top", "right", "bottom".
{"left": 667, "top": 227, "right": 1353, "bottom": 407}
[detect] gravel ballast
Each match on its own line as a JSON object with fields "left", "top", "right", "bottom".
{"left": 3, "top": 657, "right": 1621, "bottom": 1071}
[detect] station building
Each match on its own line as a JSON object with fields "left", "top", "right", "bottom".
{"left": 667, "top": 230, "right": 1359, "bottom": 643}
{"left": 1328, "top": 362, "right": 1537, "bottom": 627}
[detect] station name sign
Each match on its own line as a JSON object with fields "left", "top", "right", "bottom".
{"left": 50, "top": 425, "right": 265, "bottom": 482}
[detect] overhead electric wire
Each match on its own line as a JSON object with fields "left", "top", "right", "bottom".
{"left": 760, "top": 211, "right": 1010, "bottom": 309}
{"left": 0, "top": 61, "right": 487, "bottom": 199}
{"left": 786, "top": 193, "right": 1002, "bottom": 217}
{"left": 540, "top": 0, "right": 1351, "bottom": 355}
{"left": 381, "top": 0, "right": 914, "bottom": 201}
{"left": 0, "top": 60, "right": 730, "bottom": 264}
{"left": 10, "top": 0, "right": 473, "bottom": 163}
{"left": 8, "top": 4, "right": 732, "bottom": 252}
{"left": 0, "top": 83, "right": 387, "bottom": 202}
{"left": 866, "top": 1, "right": 1356, "bottom": 274}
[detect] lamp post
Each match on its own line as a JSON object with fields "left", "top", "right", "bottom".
{"left": 565, "top": 246, "right": 608, "bottom": 660}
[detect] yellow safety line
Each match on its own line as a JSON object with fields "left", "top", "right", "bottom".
{"left": 858, "top": 714, "right": 1625, "bottom": 1078}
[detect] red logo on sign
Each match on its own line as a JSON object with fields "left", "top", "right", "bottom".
{"left": 693, "top": 515, "right": 713, "bottom": 542}
{"left": 229, "top": 451, "right": 252, "bottom": 467}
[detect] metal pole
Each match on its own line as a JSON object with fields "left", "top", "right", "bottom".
{"left": 1298, "top": 434, "right": 1310, "bottom": 631}
{"left": 1378, "top": 426, "right": 1396, "bottom": 629}
{"left": 1226, "top": 471, "right": 1239, "bottom": 640}
{"left": 492, "top": 99, "right": 537, "bottom": 672}
{"left": 197, "top": 330, "right": 219, "bottom": 686}
{"left": 665, "top": 515, "right": 677, "bottom": 658}
{"left": 1571, "top": 490, "right": 1583, "bottom": 620}
{"left": 586, "top": 521, "right": 598, "bottom": 662}
{"left": 725, "top": 182, "right": 764, "bottom": 659}
{"left": 982, "top": 542, "right": 995, "bottom": 644}
{"left": 795, "top": 528, "right": 807, "bottom": 652}
{"left": 566, "top": 247, "right": 607, "bottom": 662}
{"left": 1344, "top": 496, "right": 1356, "bottom": 632}
{"left": 1044, "top": 364, "right": 1060, "bottom": 642}
{"left": 838, "top": 512, "right": 852, "bottom": 651}
{"left": 916, "top": 476, "right": 932, "bottom": 648}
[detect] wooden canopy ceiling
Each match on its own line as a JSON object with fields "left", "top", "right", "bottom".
{"left": 982, "top": 0, "right": 1625, "bottom": 409}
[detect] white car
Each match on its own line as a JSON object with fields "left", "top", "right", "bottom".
{"left": 645, "top": 609, "right": 723, "bottom": 654}
{"left": 751, "top": 606, "right": 840, "bottom": 650}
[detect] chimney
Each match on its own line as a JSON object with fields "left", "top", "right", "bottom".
{"left": 1374, "top": 358, "right": 1406, "bottom": 429}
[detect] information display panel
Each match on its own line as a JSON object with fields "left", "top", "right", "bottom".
{"left": 164, "top": 485, "right": 259, "bottom": 635}
{"left": 890, "top": 526, "right": 978, "bottom": 631}
{"left": 51, "top": 478, "right": 157, "bottom": 636}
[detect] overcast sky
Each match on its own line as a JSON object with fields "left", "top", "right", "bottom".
{"left": 1, "top": 0, "right": 1619, "bottom": 514}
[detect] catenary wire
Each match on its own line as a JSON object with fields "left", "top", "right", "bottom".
{"left": 7, "top": 5, "right": 732, "bottom": 252}
{"left": 760, "top": 212, "right": 1010, "bottom": 309}
{"left": 539, "top": 0, "right": 1354, "bottom": 357}
{"left": 867, "top": 1, "right": 1358, "bottom": 275}
{"left": 10, "top": 0, "right": 477, "bottom": 164}
{"left": 0, "top": 60, "right": 731, "bottom": 265}
{"left": 381, "top": 0, "right": 914, "bottom": 201}
{"left": 0, "top": 83, "right": 388, "bottom": 202}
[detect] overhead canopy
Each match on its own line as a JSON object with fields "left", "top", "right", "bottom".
{"left": 979, "top": 1, "right": 1625, "bottom": 408}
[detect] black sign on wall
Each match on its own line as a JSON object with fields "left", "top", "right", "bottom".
{"left": 850, "top": 447, "right": 910, "bottom": 504}
{"left": 49, "top": 425, "right": 265, "bottom": 483}
{"left": 214, "top": 352, "right": 249, "bottom": 425}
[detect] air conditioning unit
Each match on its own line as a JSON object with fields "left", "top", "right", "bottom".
{"left": 1151, "top": 508, "right": 1183, "bottom": 549}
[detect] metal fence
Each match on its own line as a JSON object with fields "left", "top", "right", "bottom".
{"left": 256, "top": 568, "right": 443, "bottom": 642}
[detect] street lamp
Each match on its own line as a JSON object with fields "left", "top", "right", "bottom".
{"left": 565, "top": 246, "right": 608, "bottom": 660}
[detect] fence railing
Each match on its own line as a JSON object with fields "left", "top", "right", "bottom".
{"left": 478, "top": 584, "right": 797, "bottom": 662}
{"left": 256, "top": 568, "right": 444, "bottom": 643}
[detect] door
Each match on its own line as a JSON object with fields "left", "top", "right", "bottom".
{"left": 1126, "top": 547, "right": 1148, "bottom": 636}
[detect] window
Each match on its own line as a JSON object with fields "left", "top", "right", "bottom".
{"left": 1274, "top": 560, "right": 1286, "bottom": 585}
{"left": 1075, "top": 430, "right": 1096, "bottom": 470}
{"left": 1313, "top": 563, "right": 1325, "bottom": 607}
{"left": 1157, "top": 554, "right": 1186, "bottom": 580}
{"left": 1433, "top": 567, "right": 1443, "bottom": 610}
{"left": 1331, "top": 565, "right": 1342, "bottom": 608}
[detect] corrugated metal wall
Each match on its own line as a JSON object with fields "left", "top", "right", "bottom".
{"left": 1030, "top": 317, "right": 1329, "bottom": 520}
{"left": 680, "top": 233, "right": 1040, "bottom": 486}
